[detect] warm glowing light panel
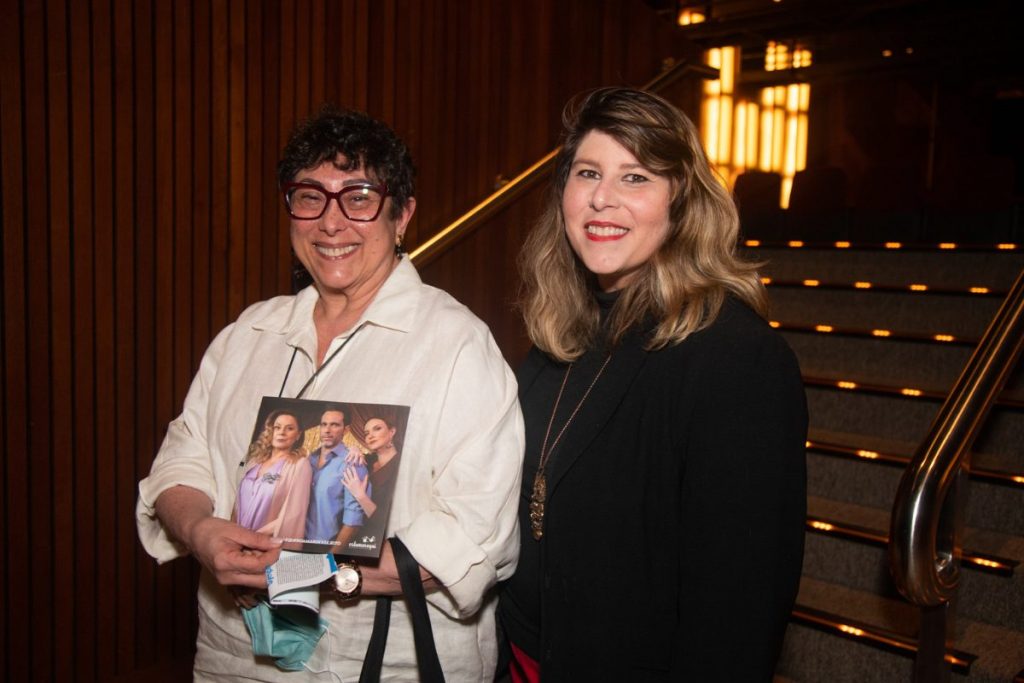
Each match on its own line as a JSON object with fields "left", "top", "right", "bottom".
{"left": 701, "top": 44, "right": 811, "bottom": 207}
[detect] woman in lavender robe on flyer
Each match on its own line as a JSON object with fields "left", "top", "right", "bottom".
{"left": 235, "top": 409, "right": 312, "bottom": 540}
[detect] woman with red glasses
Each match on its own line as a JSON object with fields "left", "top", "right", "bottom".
{"left": 138, "top": 107, "right": 524, "bottom": 681}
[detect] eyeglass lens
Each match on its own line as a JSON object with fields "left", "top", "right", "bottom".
{"left": 287, "top": 185, "right": 384, "bottom": 221}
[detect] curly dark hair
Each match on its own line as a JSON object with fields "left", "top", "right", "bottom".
{"left": 277, "top": 105, "right": 416, "bottom": 219}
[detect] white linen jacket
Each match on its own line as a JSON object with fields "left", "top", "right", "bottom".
{"left": 137, "top": 258, "right": 525, "bottom": 681}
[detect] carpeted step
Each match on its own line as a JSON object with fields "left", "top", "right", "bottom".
{"left": 806, "top": 386, "right": 935, "bottom": 444}
{"left": 768, "top": 288, "right": 1002, "bottom": 338}
{"left": 750, "top": 247, "right": 1024, "bottom": 290}
{"left": 757, "top": 236, "right": 1024, "bottom": 681}
{"left": 970, "top": 409, "right": 1024, "bottom": 474}
{"left": 784, "top": 332, "right": 973, "bottom": 393}
{"left": 806, "top": 442, "right": 1024, "bottom": 536}
{"left": 805, "top": 389, "right": 1024, "bottom": 467}
{"left": 802, "top": 496, "right": 1024, "bottom": 632}
{"left": 780, "top": 329, "right": 1024, "bottom": 396}
{"left": 806, "top": 429, "right": 1024, "bottom": 488}
{"left": 776, "top": 577, "right": 1024, "bottom": 682}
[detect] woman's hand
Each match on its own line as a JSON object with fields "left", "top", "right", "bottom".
{"left": 156, "top": 485, "right": 282, "bottom": 590}
{"left": 341, "top": 465, "right": 368, "bottom": 497}
{"left": 188, "top": 515, "right": 283, "bottom": 589}
{"left": 341, "top": 466, "right": 377, "bottom": 517}
{"left": 344, "top": 449, "right": 367, "bottom": 467}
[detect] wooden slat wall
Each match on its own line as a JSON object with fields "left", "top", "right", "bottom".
{"left": 0, "top": 0, "right": 689, "bottom": 679}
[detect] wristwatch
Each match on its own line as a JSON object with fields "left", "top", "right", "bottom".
{"left": 333, "top": 561, "right": 362, "bottom": 599}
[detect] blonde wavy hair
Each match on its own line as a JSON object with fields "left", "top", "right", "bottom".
{"left": 519, "top": 87, "right": 766, "bottom": 361}
{"left": 245, "top": 409, "right": 307, "bottom": 464}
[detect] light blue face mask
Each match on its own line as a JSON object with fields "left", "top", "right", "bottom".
{"left": 242, "top": 601, "right": 327, "bottom": 671}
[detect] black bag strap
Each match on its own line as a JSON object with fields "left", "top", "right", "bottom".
{"left": 358, "top": 538, "right": 445, "bottom": 683}
{"left": 392, "top": 536, "right": 445, "bottom": 682}
{"left": 358, "top": 596, "right": 391, "bottom": 683}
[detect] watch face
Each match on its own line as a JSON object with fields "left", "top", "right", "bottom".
{"left": 334, "top": 566, "right": 360, "bottom": 594}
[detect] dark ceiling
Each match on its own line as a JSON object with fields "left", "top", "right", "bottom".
{"left": 645, "top": 0, "right": 1022, "bottom": 90}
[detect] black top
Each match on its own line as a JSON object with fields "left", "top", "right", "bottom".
{"left": 499, "top": 297, "right": 808, "bottom": 682}
{"left": 501, "top": 291, "right": 619, "bottom": 658}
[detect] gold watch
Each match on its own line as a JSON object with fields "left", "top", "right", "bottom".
{"left": 333, "top": 561, "right": 362, "bottom": 599}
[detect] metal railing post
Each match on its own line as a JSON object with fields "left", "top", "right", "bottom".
{"left": 889, "top": 267, "right": 1024, "bottom": 680}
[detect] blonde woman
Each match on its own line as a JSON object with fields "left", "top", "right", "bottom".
{"left": 235, "top": 409, "right": 312, "bottom": 540}
{"left": 499, "top": 87, "right": 807, "bottom": 681}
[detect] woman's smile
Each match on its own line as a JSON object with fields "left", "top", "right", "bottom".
{"left": 313, "top": 242, "right": 359, "bottom": 258}
{"left": 584, "top": 221, "right": 629, "bottom": 241}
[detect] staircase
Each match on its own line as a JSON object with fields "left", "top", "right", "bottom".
{"left": 742, "top": 238, "right": 1024, "bottom": 682}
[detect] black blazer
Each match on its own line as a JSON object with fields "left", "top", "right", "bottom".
{"left": 507, "top": 299, "right": 807, "bottom": 682}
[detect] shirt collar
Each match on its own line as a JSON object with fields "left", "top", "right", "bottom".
{"left": 311, "top": 445, "right": 347, "bottom": 463}
{"left": 249, "top": 258, "right": 423, "bottom": 346}
{"left": 357, "top": 257, "right": 423, "bottom": 333}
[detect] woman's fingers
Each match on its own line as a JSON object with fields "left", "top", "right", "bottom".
{"left": 341, "top": 466, "right": 366, "bottom": 495}
{"left": 209, "top": 549, "right": 279, "bottom": 588}
{"left": 189, "top": 516, "right": 282, "bottom": 588}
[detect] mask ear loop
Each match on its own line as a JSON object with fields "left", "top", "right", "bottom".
{"left": 301, "top": 621, "right": 343, "bottom": 682}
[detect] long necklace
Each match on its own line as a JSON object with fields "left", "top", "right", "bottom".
{"left": 529, "top": 354, "right": 611, "bottom": 540}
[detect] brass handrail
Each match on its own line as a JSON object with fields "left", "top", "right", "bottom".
{"left": 409, "top": 59, "right": 719, "bottom": 267}
{"left": 889, "top": 266, "right": 1024, "bottom": 606}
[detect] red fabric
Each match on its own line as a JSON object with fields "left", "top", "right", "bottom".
{"left": 509, "top": 641, "right": 541, "bottom": 683}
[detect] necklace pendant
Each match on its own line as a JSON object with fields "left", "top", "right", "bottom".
{"left": 529, "top": 355, "right": 610, "bottom": 543}
{"left": 529, "top": 471, "right": 547, "bottom": 540}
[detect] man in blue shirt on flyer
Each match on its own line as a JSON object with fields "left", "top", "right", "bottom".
{"left": 304, "top": 405, "right": 370, "bottom": 548}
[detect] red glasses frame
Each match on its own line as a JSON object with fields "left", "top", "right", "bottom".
{"left": 282, "top": 182, "right": 390, "bottom": 221}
